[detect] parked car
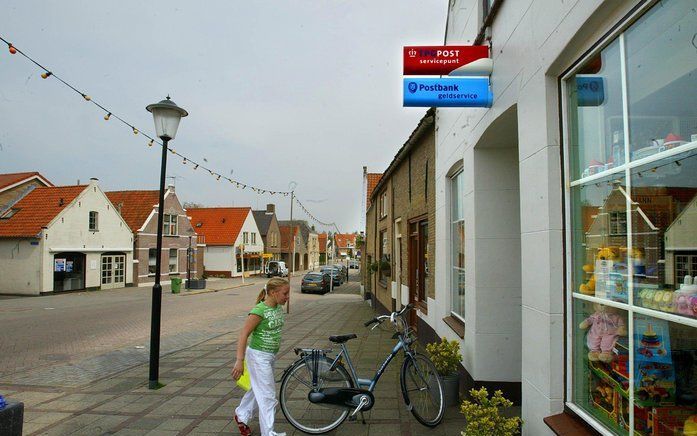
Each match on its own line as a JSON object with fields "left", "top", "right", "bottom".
{"left": 266, "top": 260, "right": 288, "bottom": 278}
{"left": 334, "top": 264, "right": 348, "bottom": 281}
{"left": 301, "top": 272, "right": 330, "bottom": 294}
{"left": 349, "top": 260, "right": 360, "bottom": 269}
{"left": 320, "top": 266, "right": 341, "bottom": 286}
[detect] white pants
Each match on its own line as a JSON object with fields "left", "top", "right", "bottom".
{"left": 235, "top": 347, "right": 282, "bottom": 436}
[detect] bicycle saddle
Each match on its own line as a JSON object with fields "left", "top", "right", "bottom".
{"left": 328, "top": 334, "right": 357, "bottom": 343}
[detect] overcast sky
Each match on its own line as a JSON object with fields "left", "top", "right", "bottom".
{"left": 0, "top": 1, "right": 447, "bottom": 233}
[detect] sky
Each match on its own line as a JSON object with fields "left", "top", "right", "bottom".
{"left": 0, "top": 1, "right": 447, "bottom": 233}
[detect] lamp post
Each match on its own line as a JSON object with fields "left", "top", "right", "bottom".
{"left": 287, "top": 181, "right": 297, "bottom": 314}
{"left": 146, "top": 96, "right": 188, "bottom": 390}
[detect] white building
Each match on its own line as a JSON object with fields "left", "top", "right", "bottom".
{"left": 428, "top": 1, "right": 697, "bottom": 434}
{"left": 0, "top": 178, "right": 134, "bottom": 295}
{"left": 187, "top": 207, "right": 264, "bottom": 278}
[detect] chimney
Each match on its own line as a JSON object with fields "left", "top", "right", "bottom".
{"left": 363, "top": 166, "right": 367, "bottom": 175}
{"left": 266, "top": 203, "right": 275, "bottom": 214}
{"left": 89, "top": 177, "right": 99, "bottom": 185}
{"left": 168, "top": 184, "right": 175, "bottom": 193}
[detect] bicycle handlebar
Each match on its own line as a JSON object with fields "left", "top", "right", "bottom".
{"left": 363, "top": 303, "right": 414, "bottom": 327}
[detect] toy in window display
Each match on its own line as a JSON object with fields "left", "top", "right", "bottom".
{"left": 634, "top": 317, "right": 676, "bottom": 406}
{"left": 580, "top": 303, "right": 627, "bottom": 362}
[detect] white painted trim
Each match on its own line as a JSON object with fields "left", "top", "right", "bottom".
{"left": 138, "top": 209, "right": 158, "bottom": 232}
{"left": 565, "top": 403, "right": 615, "bottom": 436}
{"left": 0, "top": 174, "right": 53, "bottom": 194}
{"left": 137, "top": 232, "right": 194, "bottom": 239}
{"left": 665, "top": 247, "right": 697, "bottom": 251}
{"left": 49, "top": 247, "right": 133, "bottom": 252}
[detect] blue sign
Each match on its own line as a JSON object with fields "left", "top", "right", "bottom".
{"left": 403, "top": 78, "right": 492, "bottom": 107}
{"left": 576, "top": 75, "right": 605, "bottom": 107}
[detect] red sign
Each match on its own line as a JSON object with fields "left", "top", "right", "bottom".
{"left": 403, "top": 45, "right": 489, "bottom": 75}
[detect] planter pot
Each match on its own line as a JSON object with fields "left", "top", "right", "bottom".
{"left": 0, "top": 401, "right": 24, "bottom": 436}
{"left": 186, "top": 279, "right": 206, "bottom": 290}
{"left": 440, "top": 373, "right": 460, "bottom": 407}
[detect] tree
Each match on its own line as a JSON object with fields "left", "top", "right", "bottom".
{"left": 183, "top": 201, "right": 203, "bottom": 209}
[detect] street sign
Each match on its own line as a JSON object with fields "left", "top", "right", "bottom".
{"left": 403, "top": 78, "right": 493, "bottom": 108}
{"left": 403, "top": 45, "right": 489, "bottom": 75}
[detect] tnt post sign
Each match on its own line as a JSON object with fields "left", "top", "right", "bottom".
{"left": 403, "top": 78, "right": 492, "bottom": 108}
{"left": 403, "top": 45, "right": 490, "bottom": 76}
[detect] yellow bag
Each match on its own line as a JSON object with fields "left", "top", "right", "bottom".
{"left": 236, "top": 361, "right": 251, "bottom": 391}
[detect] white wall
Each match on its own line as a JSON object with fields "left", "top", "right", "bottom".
{"left": 0, "top": 239, "right": 42, "bottom": 294}
{"left": 42, "top": 181, "right": 133, "bottom": 292}
{"left": 204, "top": 245, "right": 235, "bottom": 273}
{"left": 435, "top": 1, "right": 641, "bottom": 434}
{"left": 234, "top": 211, "right": 264, "bottom": 277}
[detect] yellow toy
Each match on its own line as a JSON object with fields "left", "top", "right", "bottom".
{"left": 684, "top": 415, "right": 697, "bottom": 436}
{"left": 579, "top": 247, "right": 619, "bottom": 296}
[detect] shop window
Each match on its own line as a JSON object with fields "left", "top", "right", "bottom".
{"left": 89, "top": 211, "right": 98, "bottom": 231}
{"left": 564, "top": 1, "right": 697, "bottom": 433}
{"left": 169, "top": 249, "right": 178, "bottom": 273}
{"left": 450, "top": 169, "right": 465, "bottom": 320}
{"left": 148, "top": 248, "right": 156, "bottom": 275}
{"left": 163, "top": 214, "right": 177, "bottom": 236}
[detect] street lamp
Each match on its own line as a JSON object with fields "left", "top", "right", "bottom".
{"left": 146, "top": 96, "right": 188, "bottom": 389}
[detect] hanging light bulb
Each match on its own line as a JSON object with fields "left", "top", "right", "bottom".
{"left": 148, "top": 139, "right": 154, "bottom": 147}
{"left": 217, "top": 175, "right": 221, "bottom": 181}
{"left": 133, "top": 127, "right": 139, "bottom": 135}
{"left": 82, "top": 94, "right": 91, "bottom": 101}
{"left": 41, "top": 71, "right": 52, "bottom": 79}
{"left": 104, "top": 112, "right": 111, "bottom": 121}
{"left": 8, "top": 44, "right": 17, "bottom": 54}
{"left": 193, "top": 164, "right": 198, "bottom": 170}
{"left": 183, "top": 158, "right": 187, "bottom": 165}
{"left": 169, "top": 148, "right": 175, "bottom": 154}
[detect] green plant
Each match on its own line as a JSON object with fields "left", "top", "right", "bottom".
{"left": 425, "top": 337, "right": 462, "bottom": 376}
{"left": 368, "top": 261, "right": 379, "bottom": 274}
{"left": 460, "top": 387, "right": 522, "bottom": 436}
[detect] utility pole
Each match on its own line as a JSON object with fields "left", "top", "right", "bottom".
{"left": 241, "top": 243, "right": 245, "bottom": 285}
{"left": 288, "top": 190, "right": 294, "bottom": 314}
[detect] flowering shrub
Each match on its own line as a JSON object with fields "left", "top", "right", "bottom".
{"left": 460, "top": 387, "right": 522, "bottom": 436}
{"left": 425, "top": 337, "right": 462, "bottom": 376}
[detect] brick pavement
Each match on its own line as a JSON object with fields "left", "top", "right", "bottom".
{"left": 1, "top": 272, "right": 468, "bottom": 435}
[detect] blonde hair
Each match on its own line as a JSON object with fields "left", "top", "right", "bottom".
{"left": 256, "top": 277, "right": 290, "bottom": 304}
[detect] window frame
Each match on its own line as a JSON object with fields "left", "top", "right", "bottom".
{"left": 89, "top": 211, "right": 99, "bottom": 232}
{"left": 163, "top": 214, "right": 178, "bottom": 236}
{"left": 449, "top": 167, "right": 466, "bottom": 323}
{"left": 168, "top": 248, "right": 178, "bottom": 273}
{"left": 148, "top": 248, "right": 157, "bottom": 275}
{"left": 560, "top": 1, "right": 697, "bottom": 432}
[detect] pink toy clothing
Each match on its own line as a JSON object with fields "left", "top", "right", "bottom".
{"left": 584, "top": 312, "right": 624, "bottom": 353}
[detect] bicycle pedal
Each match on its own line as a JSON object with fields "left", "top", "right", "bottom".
{"left": 347, "top": 415, "right": 357, "bottom": 422}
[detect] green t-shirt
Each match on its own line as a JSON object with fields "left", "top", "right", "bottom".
{"left": 248, "top": 301, "right": 285, "bottom": 354}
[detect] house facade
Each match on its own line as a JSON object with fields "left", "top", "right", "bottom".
{"left": 188, "top": 207, "right": 264, "bottom": 278}
{"left": 279, "top": 224, "right": 306, "bottom": 273}
{"left": 427, "top": 1, "right": 697, "bottom": 434}
{"left": 252, "top": 203, "right": 282, "bottom": 264}
{"left": 106, "top": 186, "right": 201, "bottom": 287}
{"left": 334, "top": 233, "right": 357, "bottom": 259}
{"left": 318, "top": 232, "right": 327, "bottom": 265}
{"left": 0, "top": 171, "right": 53, "bottom": 213}
{"left": 364, "top": 110, "right": 436, "bottom": 327}
{"left": 0, "top": 179, "right": 133, "bottom": 295}
{"left": 280, "top": 220, "right": 316, "bottom": 270}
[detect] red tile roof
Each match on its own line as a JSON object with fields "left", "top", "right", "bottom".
{"left": 0, "top": 185, "right": 86, "bottom": 237}
{"left": 187, "top": 207, "right": 250, "bottom": 246}
{"left": 105, "top": 190, "right": 160, "bottom": 232}
{"left": 0, "top": 171, "right": 53, "bottom": 192}
{"left": 334, "top": 233, "right": 357, "bottom": 249}
{"left": 366, "top": 173, "right": 382, "bottom": 208}
{"left": 279, "top": 225, "right": 299, "bottom": 251}
{"left": 318, "top": 233, "right": 327, "bottom": 253}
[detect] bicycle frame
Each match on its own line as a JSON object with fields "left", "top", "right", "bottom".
{"left": 327, "top": 333, "right": 414, "bottom": 392}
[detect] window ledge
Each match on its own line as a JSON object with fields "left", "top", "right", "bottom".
{"left": 544, "top": 411, "right": 599, "bottom": 436}
{"left": 416, "top": 301, "right": 428, "bottom": 315}
{"left": 443, "top": 316, "right": 464, "bottom": 338}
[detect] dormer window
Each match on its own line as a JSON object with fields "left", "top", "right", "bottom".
{"left": 0, "top": 208, "right": 19, "bottom": 219}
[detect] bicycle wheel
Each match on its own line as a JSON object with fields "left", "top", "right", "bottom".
{"left": 400, "top": 353, "right": 445, "bottom": 427}
{"left": 279, "top": 356, "right": 354, "bottom": 434}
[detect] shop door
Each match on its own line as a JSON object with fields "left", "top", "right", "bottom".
{"left": 101, "top": 254, "right": 126, "bottom": 289}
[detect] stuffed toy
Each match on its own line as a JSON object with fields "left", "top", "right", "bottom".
{"left": 578, "top": 247, "right": 619, "bottom": 296}
{"left": 579, "top": 303, "right": 627, "bottom": 362}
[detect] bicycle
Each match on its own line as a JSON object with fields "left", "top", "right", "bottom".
{"left": 278, "top": 304, "right": 445, "bottom": 434}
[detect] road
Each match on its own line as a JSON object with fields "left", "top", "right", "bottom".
{"left": 0, "top": 269, "right": 361, "bottom": 386}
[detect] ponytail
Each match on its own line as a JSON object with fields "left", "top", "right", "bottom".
{"left": 256, "top": 277, "right": 289, "bottom": 304}
{"left": 256, "top": 285, "right": 267, "bottom": 304}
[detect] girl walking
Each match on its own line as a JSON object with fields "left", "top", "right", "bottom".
{"left": 232, "top": 277, "right": 290, "bottom": 436}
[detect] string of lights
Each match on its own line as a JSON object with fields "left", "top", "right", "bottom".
{"left": 294, "top": 196, "right": 340, "bottom": 233}
{"left": 0, "top": 35, "right": 297, "bottom": 197}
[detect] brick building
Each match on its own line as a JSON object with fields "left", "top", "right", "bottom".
{"left": 364, "top": 108, "right": 435, "bottom": 341}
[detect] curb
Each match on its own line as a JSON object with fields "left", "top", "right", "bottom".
{"left": 178, "top": 281, "right": 258, "bottom": 296}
